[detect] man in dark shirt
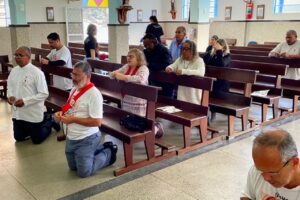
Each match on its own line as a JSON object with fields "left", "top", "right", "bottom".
{"left": 143, "top": 33, "right": 173, "bottom": 97}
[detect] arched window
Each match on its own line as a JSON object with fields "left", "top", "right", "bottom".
{"left": 0, "top": 0, "right": 10, "bottom": 27}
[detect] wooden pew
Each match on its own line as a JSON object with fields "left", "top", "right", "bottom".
{"left": 0, "top": 55, "right": 12, "bottom": 98}
{"left": 68, "top": 47, "right": 85, "bottom": 61}
{"left": 205, "top": 66, "right": 258, "bottom": 137}
{"left": 149, "top": 71, "right": 220, "bottom": 155}
{"left": 68, "top": 42, "right": 109, "bottom": 52}
{"left": 88, "top": 59, "right": 122, "bottom": 73}
{"left": 230, "top": 60, "right": 287, "bottom": 122}
{"left": 87, "top": 59, "right": 122, "bottom": 106}
{"left": 41, "top": 43, "right": 51, "bottom": 50}
{"left": 231, "top": 46, "right": 273, "bottom": 52}
{"left": 41, "top": 64, "right": 175, "bottom": 176}
{"left": 30, "top": 47, "right": 51, "bottom": 67}
{"left": 248, "top": 44, "right": 277, "bottom": 48}
{"left": 230, "top": 49, "right": 269, "bottom": 56}
{"left": 280, "top": 78, "right": 300, "bottom": 114}
{"left": 230, "top": 54, "right": 300, "bottom": 68}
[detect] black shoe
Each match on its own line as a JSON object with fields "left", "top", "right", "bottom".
{"left": 103, "top": 142, "right": 118, "bottom": 165}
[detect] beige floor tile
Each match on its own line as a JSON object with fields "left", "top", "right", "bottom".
{"left": 1, "top": 142, "right": 118, "bottom": 200}
{"left": 0, "top": 165, "right": 35, "bottom": 200}
{"left": 151, "top": 150, "right": 252, "bottom": 200}
{"left": 88, "top": 174, "right": 197, "bottom": 200}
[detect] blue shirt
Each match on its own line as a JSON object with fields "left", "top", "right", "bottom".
{"left": 169, "top": 37, "right": 188, "bottom": 61}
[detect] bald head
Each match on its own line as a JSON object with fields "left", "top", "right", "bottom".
{"left": 253, "top": 129, "right": 298, "bottom": 163}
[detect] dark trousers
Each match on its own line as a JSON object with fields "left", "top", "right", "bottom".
{"left": 13, "top": 116, "right": 52, "bottom": 144}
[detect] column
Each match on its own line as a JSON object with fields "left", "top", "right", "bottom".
{"left": 9, "top": 0, "right": 30, "bottom": 54}
{"left": 108, "top": 0, "right": 130, "bottom": 63}
{"left": 189, "top": 0, "right": 210, "bottom": 52}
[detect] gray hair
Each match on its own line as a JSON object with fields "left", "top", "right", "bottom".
{"left": 180, "top": 40, "right": 198, "bottom": 60}
{"left": 254, "top": 129, "right": 298, "bottom": 163}
{"left": 176, "top": 26, "right": 186, "bottom": 34}
{"left": 287, "top": 30, "right": 297, "bottom": 37}
{"left": 17, "top": 46, "right": 31, "bottom": 58}
{"left": 74, "top": 61, "right": 92, "bottom": 77}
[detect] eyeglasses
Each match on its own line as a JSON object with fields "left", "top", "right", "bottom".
{"left": 260, "top": 157, "right": 295, "bottom": 177}
{"left": 14, "top": 54, "right": 26, "bottom": 58}
{"left": 182, "top": 47, "right": 191, "bottom": 51}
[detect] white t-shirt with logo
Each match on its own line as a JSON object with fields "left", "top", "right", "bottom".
{"left": 270, "top": 40, "right": 300, "bottom": 80}
{"left": 66, "top": 86, "right": 103, "bottom": 140}
{"left": 241, "top": 166, "right": 300, "bottom": 200}
{"left": 47, "top": 46, "right": 73, "bottom": 90}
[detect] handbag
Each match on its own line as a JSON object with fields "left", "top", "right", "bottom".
{"left": 119, "top": 114, "right": 148, "bottom": 132}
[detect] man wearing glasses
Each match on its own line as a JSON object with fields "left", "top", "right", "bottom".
{"left": 241, "top": 129, "right": 300, "bottom": 200}
{"left": 7, "top": 46, "right": 52, "bottom": 144}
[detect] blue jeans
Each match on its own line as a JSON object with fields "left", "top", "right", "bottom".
{"left": 65, "top": 132, "right": 111, "bottom": 178}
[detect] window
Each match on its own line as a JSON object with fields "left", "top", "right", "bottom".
{"left": 82, "top": 8, "right": 109, "bottom": 43}
{"left": 182, "top": 0, "right": 218, "bottom": 20}
{"left": 182, "top": 0, "right": 190, "bottom": 19}
{"left": 209, "top": 0, "right": 218, "bottom": 18}
{"left": 274, "top": 0, "right": 300, "bottom": 14}
{"left": 0, "top": 0, "right": 10, "bottom": 27}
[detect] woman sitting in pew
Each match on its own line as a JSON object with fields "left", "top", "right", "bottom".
{"left": 203, "top": 38, "right": 231, "bottom": 97}
{"left": 110, "top": 48, "right": 164, "bottom": 137}
{"left": 165, "top": 40, "right": 205, "bottom": 104}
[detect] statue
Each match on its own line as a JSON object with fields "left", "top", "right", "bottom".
{"left": 170, "top": 0, "right": 176, "bottom": 20}
{"left": 117, "top": 0, "right": 133, "bottom": 24}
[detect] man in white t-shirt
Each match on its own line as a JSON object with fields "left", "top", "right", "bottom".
{"left": 7, "top": 46, "right": 52, "bottom": 144}
{"left": 269, "top": 30, "right": 300, "bottom": 80}
{"left": 241, "top": 129, "right": 300, "bottom": 200}
{"left": 54, "top": 61, "right": 118, "bottom": 178}
{"left": 41, "top": 32, "right": 73, "bottom": 90}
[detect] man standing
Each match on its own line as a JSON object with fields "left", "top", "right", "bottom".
{"left": 7, "top": 46, "right": 51, "bottom": 144}
{"left": 269, "top": 30, "right": 300, "bottom": 79}
{"left": 241, "top": 129, "right": 300, "bottom": 200}
{"left": 143, "top": 33, "right": 173, "bottom": 97}
{"left": 41, "top": 32, "right": 73, "bottom": 90}
{"left": 169, "top": 26, "right": 188, "bottom": 61}
{"left": 54, "top": 61, "right": 117, "bottom": 178}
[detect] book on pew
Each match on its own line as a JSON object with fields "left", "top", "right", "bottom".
{"left": 251, "top": 90, "right": 270, "bottom": 97}
{"left": 156, "top": 106, "right": 182, "bottom": 113}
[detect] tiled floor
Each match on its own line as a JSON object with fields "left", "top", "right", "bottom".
{"left": 0, "top": 98, "right": 299, "bottom": 200}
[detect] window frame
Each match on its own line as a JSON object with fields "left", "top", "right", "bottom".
{"left": 0, "top": 0, "right": 10, "bottom": 27}
{"left": 274, "top": 0, "right": 300, "bottom": 14}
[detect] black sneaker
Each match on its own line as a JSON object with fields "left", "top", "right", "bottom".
{"left": 103, "top": 142, "right": 118, "bottom": 165}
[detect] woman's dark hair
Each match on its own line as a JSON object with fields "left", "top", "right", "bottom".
{"left": 149, "top": 16, "right": 158, "bottom": 23}
{"left": 87, "top": 24, "right": 97, "bottom": 37}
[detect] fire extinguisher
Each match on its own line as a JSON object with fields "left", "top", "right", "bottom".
{"left": 245, "top": 1, "right": 254, "bottom": 20}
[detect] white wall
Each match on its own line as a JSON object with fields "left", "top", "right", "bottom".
{"left": 26, "top": 0, "right": 81, "bottom": 22}
{"left": 216, "top": 0, "right": 300, "bottom": 21}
